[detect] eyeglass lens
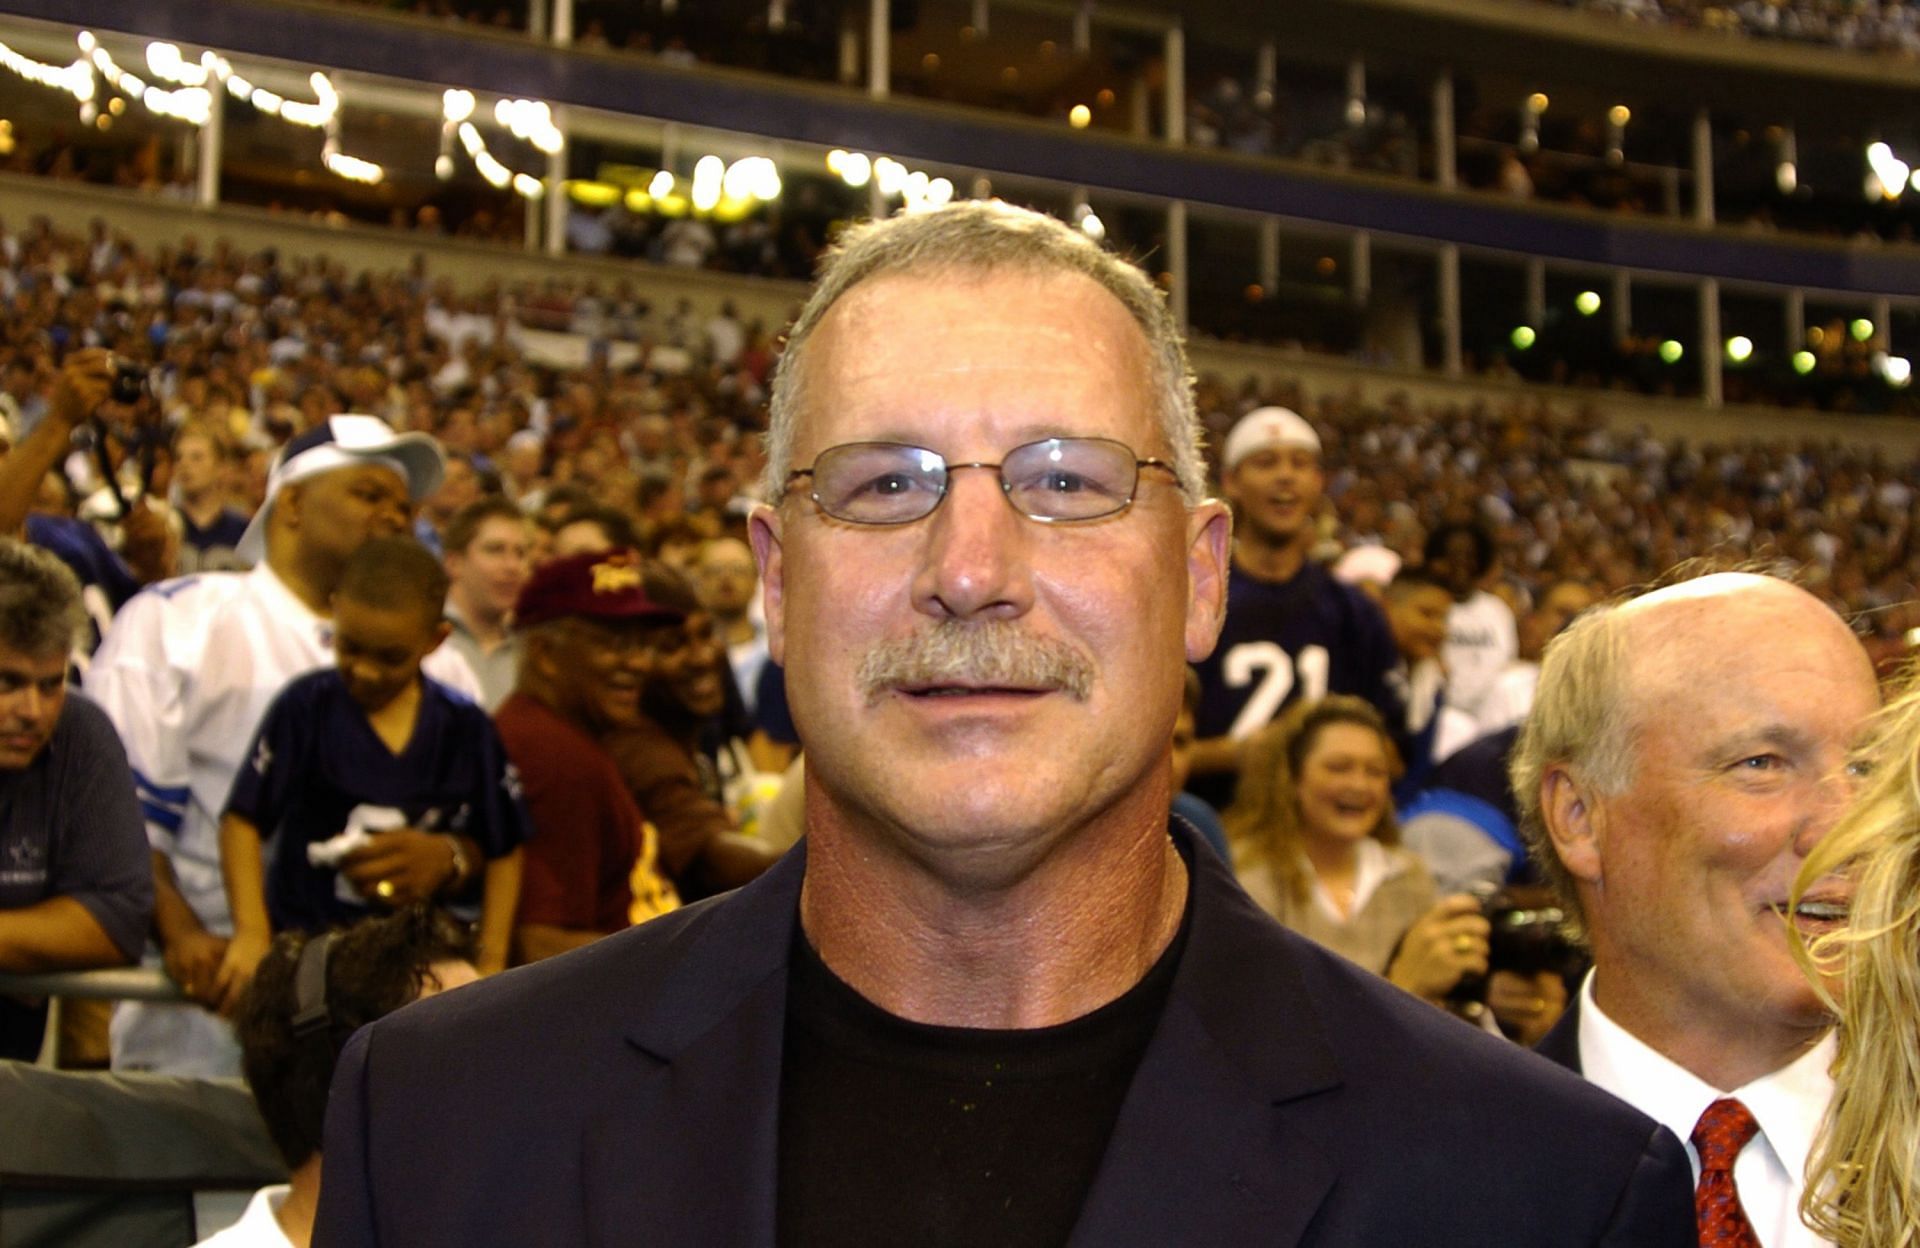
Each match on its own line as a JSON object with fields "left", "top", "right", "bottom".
{"left": 808, "top": 438, "right": 1143, "bottom": 524}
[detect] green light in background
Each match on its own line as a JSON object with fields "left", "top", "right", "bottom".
{"left": 1575, "top": 290, "right": 1601, "bottom": 316}
{"left": 1725, "top": 336, "right": 1754, "bottom": 363}
{"left": 1792, "top": 351, "right": 1816, "bottom": 375}
{"left": 1658, "top": 339, "right": 1684, "bottom": 364}
{"left": 1510, "top": 325, "right": 1537, "bottom": 350}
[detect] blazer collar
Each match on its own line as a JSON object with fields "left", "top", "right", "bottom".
{"left": 1070, "top": 828, "right": 1343, "bottom": 1245}
{"left": 589, "top": 824, "right": 1347, "bottom": 1246}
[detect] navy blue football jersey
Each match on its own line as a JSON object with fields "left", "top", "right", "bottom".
{"left": 1190, "top": 560, "right": 1405, "bottom": 808}
{"left": 223, "top": 668, "right": 530, "bottom": 931}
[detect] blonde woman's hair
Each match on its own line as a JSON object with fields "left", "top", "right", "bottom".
{"left": 1793, "top": 665, "right": 1920, "bottom": 1248}
{"left": 1221, "top": 695, "right": 1400, "bottom": 907}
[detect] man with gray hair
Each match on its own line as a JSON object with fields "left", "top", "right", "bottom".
{"left": 318, "top": 202, "right": 1692, "bottom": 1246}
{"left": 1521, "top": 570, "right": 1878, "bottom": 1248}
{"left": 0, "top": 538, "right": 152, "bottom": 1061}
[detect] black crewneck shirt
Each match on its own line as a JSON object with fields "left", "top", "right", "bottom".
{"left": 775, "top": 875, "right": 1192, "bottom": 1248}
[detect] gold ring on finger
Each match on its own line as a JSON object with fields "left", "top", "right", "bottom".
{"left": 1453, "top": 934, "right": 1472, "bottom": 953}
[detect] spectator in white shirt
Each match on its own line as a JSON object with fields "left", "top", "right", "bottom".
{"left": 1515, "top": 569, "right": 1879, "bottom": 1248}
{"left": 1424, "top": 521, "right": 1517, "bottom": 724}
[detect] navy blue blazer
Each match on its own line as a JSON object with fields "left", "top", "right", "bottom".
{"left": 315, "top": 827, "right": 1695, "bottom": 1247}
{"left": 1537, "top": 993, "right": 1585, "bottom": 1073}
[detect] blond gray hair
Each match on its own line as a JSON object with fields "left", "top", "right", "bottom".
{"left": 1509, "top": 600, "right": 1639, "bottom": 940}
{"left": 763, "top": 201, "right": 1205, "bottom": 504}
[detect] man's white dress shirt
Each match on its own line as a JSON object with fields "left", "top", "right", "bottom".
{"left": 1577, "top": 973, "right": 1835, "bottom": 1248}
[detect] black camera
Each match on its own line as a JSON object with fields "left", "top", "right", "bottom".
{"left": 1447, "top": 884, "right": 1585, "bottom": 1026}
{"left": 109, "top": 356, "right": 147, "bottom": 406}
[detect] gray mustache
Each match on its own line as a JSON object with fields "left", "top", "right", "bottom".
{"left": 857, "top": 622, "right": 1095, "bottom": 704}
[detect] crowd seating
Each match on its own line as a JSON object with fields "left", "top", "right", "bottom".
{"left": 1549, "top": 0, "right": 1920, "bottom": 55}
{"left": 7, "top": 210, "right": 1914, "bottom": 647}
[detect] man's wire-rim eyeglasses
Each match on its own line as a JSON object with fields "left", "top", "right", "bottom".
{"left": 785, "top": 437, "right": 1177, "bottom": 526}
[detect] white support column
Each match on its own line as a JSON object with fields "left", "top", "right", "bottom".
{"left": 1432, "top": 70, "right": 1455, "bottom": 190}
{"left": 1163, "top": 24, "right": 1185, "bottom": 144}
{"left": 1611, "top": 270, "right": 1632, "bottom": 345}
{"left": 1072, "top": 0, "right": 1090, "bottom": 52}
{"left": 1874, "top": 296, "right": 1893, "bottom": 350}
{"left": 551, "top": 0, "right": 573, "bottom": 44}
{"left": 1130, "top": 77, "right": 1151, "bottom": 137}
{"left": 528, "top": 0, "right": 548, "bottom": 38}
{"left": 1256, "top": 41, "right": 1276, "bottom": 97}
{"left": 770, "top": 0, "right": 787, "bottom": 32}
{"left": 1692, "top": 107, "right": 1714, "bottom": 226}
{"left": 1258, "top": 218, "right": 1280, "bottom": 295}
{"left": 974, "top": 0, "right": 990, "bottom": 36}
{"left": 839, "top": 21, "right": 861, "bottom": 86}
{"left": 196, "top": 97, "right": 222, "bottom": 208}
{"left": 1351, "top": 231, "right": 1372, "bottom": 304}
{"left": 1167, "top": 200, "right": 1189, "bottom": 333}
{"left": 1785, "top": 288, "right": 1805, "bottom": 353}
{"left": 1439, "top": 244, "right": 1462, "bottom": 376}
{"left": 1700, "top": 278, "right": 1723, "bottom": 407}
{"left": 544, "top": 113, "right": 567, "bottom": 257}
{"left": 868, "top": 0, "right": 889, "bottom": 99}
{"left": 1524, "top": 257, "right": 1546, "bottom": 328}
{"left": 1346, "top": 57, "right": 1365, "bottom": 126}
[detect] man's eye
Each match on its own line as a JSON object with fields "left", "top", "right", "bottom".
{"left": 1736, "top": 754, "right": 1785, "bottom": 772}
{"left": 859, "top": 473, "right": 919, "bottom": 496}
{"left": 1034, "top": 470, "right": 1092, "bottom": 494}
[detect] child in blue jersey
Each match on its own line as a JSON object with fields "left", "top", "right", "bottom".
{"left": 211, "top": 537, "right": 527, "bottom": 1012}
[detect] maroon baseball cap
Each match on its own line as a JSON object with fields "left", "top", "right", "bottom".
{"left": 514, "top": 549, "right": 685, "bottom": 629}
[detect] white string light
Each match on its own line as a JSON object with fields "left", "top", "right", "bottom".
{"left": 442, "top": 91, "right": 554, "bottom": 199}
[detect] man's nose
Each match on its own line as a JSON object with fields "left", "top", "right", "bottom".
{"left": 1795, "top": 764, "right": 1859, "bottom": 856}
{"left": 910, "top": 468, "right": 1034, "bottom": 622}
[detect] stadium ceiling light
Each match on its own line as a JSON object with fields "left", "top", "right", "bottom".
{"left": 1792, "top": 351, "right": 1816, "bottom": 375}
{"left": 1658, "top": 339, "right": 1684, "bottom": 364}
{"left": 1510, "top": 326, "right": 1536, "bottom": 350}
{"left": 1852, "top": 318, "right": 1876, "bottom": 342}
{"left": 1725, "top": 336, "right": 1754, "bottom": 363}
{"left": 1575, "top": 291, "right": 1601, "bottom": 316}
{"left": 1867, "top": 141, "right": 1909, "bottom": 202}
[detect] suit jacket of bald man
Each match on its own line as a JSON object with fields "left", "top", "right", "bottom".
{"left": 314, "top": 824, "right": 1696, "bottom": 1247}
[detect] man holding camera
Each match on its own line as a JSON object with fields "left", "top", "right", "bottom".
{"left": 0, "top": 350, "right": 173, "bottom": 631}
{"left": 1515, "top": 571, "right": 1877, "bottom": 1248}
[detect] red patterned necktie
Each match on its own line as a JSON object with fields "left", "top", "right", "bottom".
{"left": 1691, "top": 1097, "right": 1763, "bottom": 1247}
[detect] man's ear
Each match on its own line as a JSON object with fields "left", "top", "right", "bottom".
{"left": 1541, "top": 763, "right": 1604, "bottom": 888}
{"left": 1184, "top": 500, "right": 1232, "bottom": 664}
{"left": 747, "top": 503, "right": 785, "bottom": 666}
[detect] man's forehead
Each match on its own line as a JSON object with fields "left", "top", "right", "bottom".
{"left": 801, "top": 267, "right": 1155, "bottom": 429}
{"left": 311, "top": 460, "right": 409, "bottom": 490}
{"left": 1619, "top": 577, "right": 1875, "bottom": 725}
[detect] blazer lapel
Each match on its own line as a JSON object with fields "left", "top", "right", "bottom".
{"left": 1070, "top": 841, "right": 1343, "bottom": 1248}
{"left": 580, "top": 844, "right": 809, "bottom": 1248}
{"left": 1533, "top": 993, "right": 1583, "bottom": 1073}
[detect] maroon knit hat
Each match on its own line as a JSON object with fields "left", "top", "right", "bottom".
{"left": 514, "top": 549, "right": 685, "bottom": 629}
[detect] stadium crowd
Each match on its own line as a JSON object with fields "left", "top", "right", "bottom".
{"left": 0, "top": 202, "right": 1913, "bottom": 1243}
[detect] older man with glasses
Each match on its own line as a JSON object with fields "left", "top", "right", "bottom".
{"left": 317, "top": 202, "right": 1694, "bottom": 1248}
